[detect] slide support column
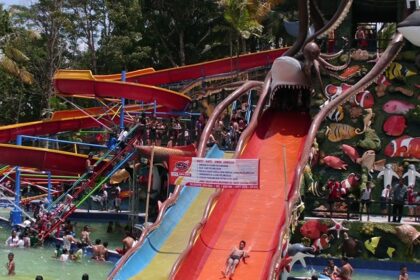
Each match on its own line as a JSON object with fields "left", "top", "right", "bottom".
{"left": 120, "top": 70, "right": 126, "bottom": 130}
{"left": 11, "top": 135, "right": 22, "bottom": 225}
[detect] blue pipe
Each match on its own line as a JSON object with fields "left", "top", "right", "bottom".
{"left": 120, "top": 71, "right": 126, "bottom": 130}
{"left": 11, "top": 135, "right": 23, "bottom": 225}
{"left": 19, "top": 135, "right": 107, "bottom": 149}
{"left": 245, "top": 90, "right": 253, "bottom": 124}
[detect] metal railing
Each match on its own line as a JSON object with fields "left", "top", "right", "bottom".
{"left": 305, "top": 197, "right": 420, "bottom": 222}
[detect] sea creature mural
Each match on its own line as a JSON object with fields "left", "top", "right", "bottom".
{"left": 348, "top": 106, "right": 363, "bottom": 119}
{"left": 325, "top": 123, "right": 363, "bottom": 142}
{"left": 341, "top": 144, "right": 360, "bottom": 162}
{"left": 350, "top": 49, "right": 370, "bottom": 61}
{"left": 340, "top": 173, "right": 361, "bottom": 192}
{"left": 374, "top": 74, "right": 391, "bottom": 97}
{"left": 322, "top": 155, "right": 348, "bottom": 170}
{"left": 383, "top": 100, "right": 415, "bottom": 114}
{"left": 339, "top": 65, "right": 362, "bottom": 80}
{"left": 352, "top": 90, "right": 375, "bottom": 108}
{"left": 392, "top": 86, "right": 414, "bottom": 97}
{"left": 377, "top": 163, "right": 400, "bottom": 189}
{"left": 324, "top": 83, "right": 352, "bottom": 99}
{"left": 341, "top": 232, "right": 362, "bottom": 258}
{"left": 300, "top": 220, "right": 329, "bottom": 240}
{"left": 383, "top": 115, "right": 407, "bottom": 136}
{"left": 364, "top": 237, "right": 396, "bottom": 259}
{"left": 395, "top": 224, "right": 420, "bottom": 249}
{"left": 384, "top": 135, "right": 420, "bottom": 158}
{"left": 403, "top": 164, "right": 420, "bottom": 187}
{"left": 312, "top": 234, "right": 333, "bottom": 253}
{"left": 327, "top": 105, "right": 345, "bottom": 122}
{"left": 361, "top": 108, "right": 374, "bottom": 133}
{"left": 357, "top": 128, "right": 381, "bottom": 151}
{"left": 328, "top": 219, "right": 349, "bottom": 238}
{"left": 303, "top": 165, "right": 318, "bottom": 195}
{"left": 385, "top": 62, "right": 417, "bottom": 80}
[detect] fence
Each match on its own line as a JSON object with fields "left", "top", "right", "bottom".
{"left": 304, "top": 196, "right": 420, "bottom": 222}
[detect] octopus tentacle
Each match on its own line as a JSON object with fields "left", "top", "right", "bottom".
{"left": 318, "top": 54, "right": 351, "bottom": 71}
{"left": 310, "top": 0, "right": 326, "bottom": 31}
{"left": 284, "top": 0, "right": 309, "bottom": 57}
{"left": 320, "top": 49, "right": 344, "bottom": 60}
{"left": 304, "top": 0, "right": 353, "bottom": 45}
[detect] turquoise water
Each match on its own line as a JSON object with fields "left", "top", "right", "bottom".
{"left": 0, "top": 221, "right": 126, "bottom": 279}
{"left": 291, "top": 266, "right": 420, "bottom": 280}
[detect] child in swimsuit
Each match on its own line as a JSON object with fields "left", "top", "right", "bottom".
{"left": 223, "top": 240, "right": 249, "bottom": 279}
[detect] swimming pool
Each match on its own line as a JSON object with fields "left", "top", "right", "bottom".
{"left": 290, "top": 265, "right": 420, "bottom": 280}
{"left": 0, "top": 221, "right": 127, "bottom": 279}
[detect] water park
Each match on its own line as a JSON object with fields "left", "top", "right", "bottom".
{"left": 0, "top": 0, "right": 419, "bottom": 279}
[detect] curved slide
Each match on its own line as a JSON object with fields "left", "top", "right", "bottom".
{"left": 0, "top": 48, "right": 287, "bottom": 145}
{"left": 109, "top": 145, "right": 226, "bottom": 280}
{"left": 0, "top": 104, "right": 149, "bottom": 143}
{"left": 173, "top": 110, "right": 310, "bottom": 279}
{"left": 0, "top": 143, "right": 106, "bottom": 175}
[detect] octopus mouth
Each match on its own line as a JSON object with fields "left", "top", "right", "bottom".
{"left": 269, "top": 83, "right": 311, "bottom": 112}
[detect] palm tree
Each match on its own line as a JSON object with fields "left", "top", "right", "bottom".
{"left": 218, "top": 0, "right": 284, "bottom": 54}
{"left": 0, "top": 5, "right": 37, "bottom": 85}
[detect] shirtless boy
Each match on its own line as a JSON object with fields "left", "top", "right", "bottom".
{"left": 223, "top": 240, "right": 250, "bottom": 279}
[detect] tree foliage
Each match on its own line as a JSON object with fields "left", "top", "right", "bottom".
{"left": 0, "top": 0, "right": 286, "bottom": 125}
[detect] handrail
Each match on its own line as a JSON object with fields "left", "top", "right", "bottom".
{"left": 169, "top": 81, "right": 263, "bottom": 279}
{"left": 40, "top": 125, "right": 142, "bottom": 239}
{"left": 47, "top": 123, "right": 140, "bottom": 211}
{"left": 268, "top": 32, "right": 404, "bottom": 279}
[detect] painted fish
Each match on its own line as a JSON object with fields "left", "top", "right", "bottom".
{"left": 327, "top": 105, "right": 344, "bottom": 122}
{"left": 312, "top": 234, "right": 332, "bottom": 253}
{"left": 385, "top": 62, "right": 417, "bottom": 80}
{"left": 339, "top": 65, "right": 362, "bottom": 79}
{"left": 383, "top": 115, "right": 407, "bottom": 136}
{"left": 383, "top": 100, "right": 415, "bottom": 114}
{"left": 384, "top": 136, "right": 420, "bottom": 159}
{"left": 300, "top": 220, "right": 329, "bottom": 240}
{"left": 364, "top": 237, "right": 395, "bottom": 258}
{"left": 375, "top": 74, "right": 391, "bottom": 86}
{"left": 352, "top": 90, "right": 374, "bottom": 108}
{"left": 324, "top": 83, "right": 352, "bottom": 99}
{"left": 323, "top": 155, "right": 348, "bottom": 170}
{"left": 341, "top": 144, "right": 360, "bottom": 162}
{"left": 325, "top": 123, "right": 363, "bottom": 142}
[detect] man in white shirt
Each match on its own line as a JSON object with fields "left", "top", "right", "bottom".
{"left": 5, "top": 230, "right": 19, "bottom": 247}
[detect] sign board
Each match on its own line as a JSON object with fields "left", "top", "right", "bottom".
{"left": 169, "top": 156, "right": 259, "bottom": 189}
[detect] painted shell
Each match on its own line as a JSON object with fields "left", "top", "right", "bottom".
{"left": 395, "top": 224, "right": 420, "bottom": 246}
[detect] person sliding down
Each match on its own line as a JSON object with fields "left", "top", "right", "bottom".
{"left": 223, "top": 240, "right": 250, "bottom": 279}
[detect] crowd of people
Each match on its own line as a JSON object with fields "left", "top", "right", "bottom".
{"left": 324, "top": 177, "right": 420, "bottom": 223}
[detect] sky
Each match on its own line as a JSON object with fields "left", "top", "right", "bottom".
{"left": 0, "top": 0, "right": 32, "bottom": 7}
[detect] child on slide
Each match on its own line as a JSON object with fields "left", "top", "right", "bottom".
{"left": 223, "top": 240, "right": 250, "bottom": 279}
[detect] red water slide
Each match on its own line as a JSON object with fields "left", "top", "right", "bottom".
{"left": 0, "top": 48, "right": 286, "bottom": 174}
{"left": 173, "top": 110, "right": 310, "bottom": 280}
{"left": 0, "top": 144, "right": 100, "bottom": 175}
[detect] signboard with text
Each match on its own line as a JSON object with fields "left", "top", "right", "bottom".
{"left": 169, "top": 156, "right": 259, "bottom": 189}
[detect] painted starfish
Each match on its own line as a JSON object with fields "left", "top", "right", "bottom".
{"left": 328, "top": 219, "right": 349, "bottom": 238}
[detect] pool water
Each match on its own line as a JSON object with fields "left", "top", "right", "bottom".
{"left": 291, "top": 265, "right": 420, "bottom": 280}
{"left": 0, "top": 247, "right": 113, "bottom": 279}
{"left": 0, "top": 221, "right": 128, "bottom": 279}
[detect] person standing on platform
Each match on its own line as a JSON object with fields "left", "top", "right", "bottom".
{"left": 392, "top": 179, "right": 407, "bottom": 223}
